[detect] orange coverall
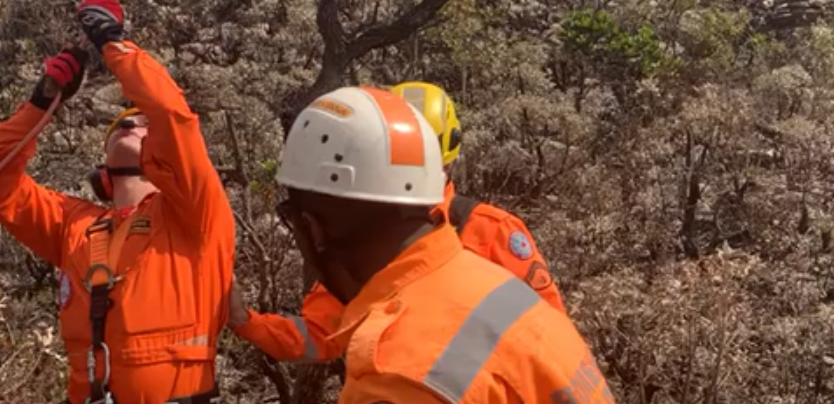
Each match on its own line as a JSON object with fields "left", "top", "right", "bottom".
{"left": 233, "top": 181, "right": 568, "bottom": 362}
{"left": 333, "top": 223, "right": 614, "bottom": 403}
{"left": 0, "top": 40, "right": 235, "bottom": 404}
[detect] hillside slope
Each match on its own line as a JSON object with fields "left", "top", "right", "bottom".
{"left": 1, "top": 0, "right": 833, "bottom": 402}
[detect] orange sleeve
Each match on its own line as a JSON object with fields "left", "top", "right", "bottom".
{"left": 341, "top": 372, "right": 525, "bottom": 403}
{"left": 0, "top": 102, "right": 93, "bottom": 266}
{"left": 340, "top": 373, "right": 452, "bottom": 404}
{"left": 232, "top": 282, "right": 345, "bottom": 361}
{"left": 489, "top": 215, "right": 567, "bottom": 313}
{"left": 101, "top": 40, "right": 232, "bottom": 234}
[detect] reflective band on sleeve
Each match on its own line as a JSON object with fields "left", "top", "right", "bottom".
{"left": 551, "top": 350, "right": 616, "bottom": 404}
{"left": 287, "top": 315, "right": 320, "bottom": 361}
{"left": 422, "top": 277, "right": 541, "bottom": 403}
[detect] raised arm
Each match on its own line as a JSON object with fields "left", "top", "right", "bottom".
{"left": 0, "top": 46, "right": 99, "bottom": 266}
{"left": 77, "top": 0, "right": 233, "bottom": 234}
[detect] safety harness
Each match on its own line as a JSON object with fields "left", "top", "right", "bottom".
{"left": 80, "top": 213, "right": 221, "bottom": 404}
{"left": 84, "top": 214, "right": 132, "bottom": 404}
{"left": 448, "top": 194, "right": 480, "bottom": 235}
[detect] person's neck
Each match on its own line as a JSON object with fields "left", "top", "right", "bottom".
{"left": 111, "top": 176, "right": 156, "bottom": 210}
{"left": 337, "top": 219, "right": 437, "bottom": 301}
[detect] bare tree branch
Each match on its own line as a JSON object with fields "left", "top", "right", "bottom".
{"left": 281, "top": 0, "right": 452, "bottom": 134}
{"left": 346, "top": 0, "right": 449, "bottom": 59}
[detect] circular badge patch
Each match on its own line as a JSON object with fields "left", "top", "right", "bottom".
{"left": 509, "top": 230, "right": 533, "bottom": 260}
{"left": 58, "top": 271, "right": 71, "bottom": 309}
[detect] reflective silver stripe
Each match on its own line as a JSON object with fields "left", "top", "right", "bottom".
{"left": 402, "top": 86, "right": 447, "bottom": 134}
{"left": 422, "top": 277, "right": 541, "bottom": 403}
{"left": 287, "top": 314, "right": 319, "bottom": 360}
{"left": 551, "top": 350, "right": 616, "bottom": 404}
{"left": 401, "top": 87, "right": 427, "bottom": 115}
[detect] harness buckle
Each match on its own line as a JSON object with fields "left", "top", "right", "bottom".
{"left": 84, "top": 263, "right": 116, "bottom": 292}
{"left": 83, "top": 392, "right": 114, "bottom": 404}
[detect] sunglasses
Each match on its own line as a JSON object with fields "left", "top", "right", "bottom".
{"left": 117, "top": 115, "right": 148, "bottom": 130}
{"left": 104, "top": 113, "right": 149, "bottom": 146}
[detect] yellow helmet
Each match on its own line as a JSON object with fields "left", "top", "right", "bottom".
{"left": 390, "top": 81, "right": 462, "bottom": 166}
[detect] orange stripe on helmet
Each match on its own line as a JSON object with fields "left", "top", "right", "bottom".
{"left": 360, "top": 86, "right": 425, "bottom": 166}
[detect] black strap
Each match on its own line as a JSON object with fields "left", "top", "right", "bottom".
{"left": 64, "top": 386, "right": 221, "bottom": 404}
{"left": 89, "top": 283, "right": 112, "bottom": 401}
{"left": 86, "top": 218, "right": 115, "bottom": 403}
{"left": 106, "top": 166, "right": 143, "bottom": 177}
{"left": 448, "top": 195, "right": 479, "bottom": 235}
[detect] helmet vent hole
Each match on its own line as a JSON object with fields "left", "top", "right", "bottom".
{"left": 334, "top": 153, "right": 343, "bottom": 162}
{"left": 321, "top": 134, "right": 329, "bottom": 143}
{"left": 330, "top": 173, "right": 339, "bottom": 182}
{"left": 304, "top": 120, "right": 310, "bottom": 128}
{"left": 405, "top": 183, "right": 413, "bottom": 191}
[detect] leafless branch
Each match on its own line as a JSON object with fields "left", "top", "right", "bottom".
{"left": 282, "top": 0, "right": 452, "bottom": 133}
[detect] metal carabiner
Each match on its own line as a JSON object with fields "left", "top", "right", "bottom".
{"left": 100, "top": 342, "right": 112, "bottom": 386}
{"left": 84, "top": 263, "right": 116, "bottom": 292}
{"left": 85, "top": 342, "right": 112, "bottom": 403}
{"left": 87, "top": 347, "right": 96, "bottom": 383}
{"left": 83, "top": 393, "right": 114, "bottom": 404}
{"left": 86, "top": 342, "right": 112, "bottom": 383}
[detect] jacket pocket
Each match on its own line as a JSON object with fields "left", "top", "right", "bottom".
{"left": 119, "top": 326, "right": 215, "bottom": 365}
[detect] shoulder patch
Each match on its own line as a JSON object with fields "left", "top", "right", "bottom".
{"left": 58, "top": 271, "right": 72, "bottom": 309}
{"left": 525, "top": 261, "right": 553, "bottom": 290}
{"left": 128, "top": 214, "right": 152, "bottom": 234}
{"left": 508, "top": 230, "right": 533, "bottom": 260}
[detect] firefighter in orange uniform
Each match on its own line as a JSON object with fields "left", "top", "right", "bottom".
{"left": 232, "top": 86, "right": 615, "bottom": 402}
{"left": 229, "top": 82, "right": 567, "bottom": 364}
{"left": 391, "top": 81, "right": 566, "bottom": 312}
{"left": 0, "top": 1, "right": 235, "bottom": 403}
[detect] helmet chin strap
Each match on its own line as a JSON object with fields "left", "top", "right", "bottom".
{"left": 106, "top": 166, "right": 144, "bottom": 177}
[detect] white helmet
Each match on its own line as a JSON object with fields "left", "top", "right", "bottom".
{"left": 277, "top": 86, "right": 445, "bottom": 206}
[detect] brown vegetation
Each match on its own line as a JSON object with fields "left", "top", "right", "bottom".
{"left": 2, "top": 0, "right": 834, "bottom": 403}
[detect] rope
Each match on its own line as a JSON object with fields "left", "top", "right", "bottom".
{"left": 0, "top": 93, "right": 62, "bottom": 172}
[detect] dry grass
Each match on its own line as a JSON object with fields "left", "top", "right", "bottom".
{"left": 2, "top": 0, "right": 834, "bottom": 403}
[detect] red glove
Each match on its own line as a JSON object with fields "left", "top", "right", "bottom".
{"left": 76, "top": 0, "right": 125, "bottom": 52}
{"left": 29, "top": 45, "right": 89, "bottom": 110}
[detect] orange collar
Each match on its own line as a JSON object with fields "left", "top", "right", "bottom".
{"left": 432, "top": 181, "right": 456, "bottom": 218}
{"left": 111, "top": 191, "right": 156, "bottom": 222}
{"left": 444, "top": 181, "right": 456, "bottom": 199}
{"left": 328, "top": 223, "right": 463, "bottom": 345}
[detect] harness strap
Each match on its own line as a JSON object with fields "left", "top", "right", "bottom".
{"left": 83, "top": 214, "right": 136, "bottom": 404}
{"left": 448, "top": 194, "right": 480, "bottom": 235}
{"left": 63, "top": 385, "right": 222, "bottom": 404}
